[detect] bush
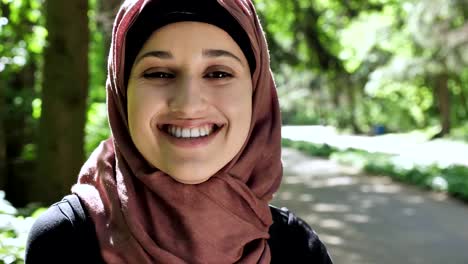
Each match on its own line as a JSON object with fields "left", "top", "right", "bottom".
{"left": 443, "top": 166, "right": 468, "bottom": 199}
{"left": 0, "top": 191, "right": 45, "bottom": 264}
{"left": 282, "top": 139, "right": 336, "bottom": 158}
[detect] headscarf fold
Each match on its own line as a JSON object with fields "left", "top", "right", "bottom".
{"left": 72, "top": 0, "right": 282, "bottom": 263}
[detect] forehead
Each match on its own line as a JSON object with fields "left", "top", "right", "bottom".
{"left": 138, "top": 21, "right": 243, "bottom": 55}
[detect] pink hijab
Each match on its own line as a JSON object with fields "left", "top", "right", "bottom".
{"left": 72, "top": 0, "right": 282, "bottom": 263}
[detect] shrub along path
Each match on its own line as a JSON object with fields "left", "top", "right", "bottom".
{"left": 272, "top": 148, "right": 468, "bottom": 264}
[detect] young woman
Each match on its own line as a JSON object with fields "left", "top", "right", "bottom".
{"left": 26, "top": 0, "right": 334, "bottom": 263}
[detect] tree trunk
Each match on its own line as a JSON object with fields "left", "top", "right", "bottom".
{"left": 96, "top": 0, "right": 121, "bottom": 86}
{"left": 435, "top": 73, "right": 451, "bottom": 137}
{"left": 455, "top": 76, "right": 468, "bottom": 120}
{"left": 98, "top": 0, "right": 121, "bottom": 50}
{"left": 459, "top": 88, "right": 468, "bottom": 120}
{"left": 344, "top": 76, "right": 361, "bottom": 134}
{"left": 0, "top": 2, "right": 39, "bottom": 205}
{"left": 4, "top": 63, "right": 37, "bottom": 206}
{"left": 0, "top": 80, "right": 6, "bottom": 191}
{"left": 0, "top": 1, "right": 7, "bottom": 193}
{"left": 35, "top": 0, "right": 89, "bottom": 204}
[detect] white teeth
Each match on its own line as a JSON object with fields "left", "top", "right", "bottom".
{"left": 166, "top": 125, "right": 218, "bottom": 138}
{"left": 182, "top": 128, "right": 190, "bottom": 138}
{"left": 200, "top": 127, "right": 206, "bottom": 136}
{"left": 191, "top": 128, "right": 200, "bottom": 137}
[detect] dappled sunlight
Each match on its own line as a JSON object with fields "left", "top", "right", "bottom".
{"left": 319, "top": 234, "right": 344, "bottom": 246}
{"left": 282, "top": 148, "right": 350, "bottom": 178}
{"left": 4, "top": 0, "right": 468, "bottom": 262}
{"left": 284, "top": 161, "right": 343, "bottom": 177}
{"left": 303, "top": 214, "right": 320, "bottom": 224}
{"left": 312, "top": 203, "right": 351, "bottom": 213}
{"left": 318, "top": 218, "right": 346, "bottom": 230}
{"left": 325, "top": 176, "right": 355, "bottom": 187}
{"left": 276, "top": 191, "right": 294, "bottom": 201}
{"left": 301, "top": 175, "right": 358, "bottom": 188}
{"left": 402, "top": 195, "right": 424, "bottom": 204}
{"left": 298, "top": 193, "right": 315, "bottom": 202}
{"left": 360, "top": 183, "right": 401, "bottom": 194}
{"left": 282, "top": 148, "right": 360, "bottom": 189}
{"left": 429, "top": 192, "right": 449, "bottom": 202}
{"left": 303, "top": 176, "right": 357, "bottom": 188}
{"left": 358, "top": 199, "right": 376, "bottom": 210}
{"left": 402, "top": 208, "right": 416, "bottom": 216}
{"left": 355, "top": 195, "right": 389, "bottom": 208}
{"left": 272, "top": 147, "right": 468, "bottom": 264}
{"left": 344, "top": 214, "right": 370, "bottom": 224}
{"left": 282, "top": 175, "right": 304, "bottom": 185}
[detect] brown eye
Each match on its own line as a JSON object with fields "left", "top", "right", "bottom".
{"left": 143, "top": 72, "right": 175, "bottom": 79}
{"left": 205, "top": 71, "right": 233, "bottom": 79}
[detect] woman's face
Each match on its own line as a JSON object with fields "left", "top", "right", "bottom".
{"left": 127, "top": 22, "right": 253, "bottom": 184}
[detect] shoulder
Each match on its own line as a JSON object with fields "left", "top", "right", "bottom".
{"left": 268, "top": 205, "right": 334, "bottom": 264}
{"left": 25, "top": 195, "right": 102, "bottom": 264}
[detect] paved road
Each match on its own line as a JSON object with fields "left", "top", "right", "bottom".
{"left": 272, "top": 148, "right": 468, "bottom": 264}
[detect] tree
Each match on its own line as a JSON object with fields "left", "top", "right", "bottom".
{"left": 0, "top": 79, "right": 5, "bottom": 191}
{"left": 255, "top": 0, "right": 388, "bottom": 132}
{"left": 0, "top": 0, "right": 45, "bottom": 205}
{"left": 257, "top": 0, "right": 468, "bottom": 135}
{"left": 96, "top": 0, "right": 120, "bottom": 51}
{"left": 35, "top": 0, "right": 89, "bottom": 204}
{"left": 375, "top": 0, "right": 468, "bottom": 136}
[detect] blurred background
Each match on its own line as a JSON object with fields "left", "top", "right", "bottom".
{"left": 1, "top": 0, "right": 468, "bottom": 263}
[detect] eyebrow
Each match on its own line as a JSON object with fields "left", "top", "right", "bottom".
{"left": 134, "top": 49, "right": 244, "bottom": 67}
{"left": 134, "top": 50, "right": 173, "bottom": 65}
{"left": 202, "top": 49, "right": 243, "bottom": 65}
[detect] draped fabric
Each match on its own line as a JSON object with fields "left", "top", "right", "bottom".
{"left": 72, "top": 0, "right": 282, "bottom": 263}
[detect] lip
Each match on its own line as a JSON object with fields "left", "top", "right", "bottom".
{"left": 157, "top": 122, "right": 224, "bottom": 148}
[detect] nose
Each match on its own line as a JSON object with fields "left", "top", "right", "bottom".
{"left": 168, "top": 76, "right": 207, "bottom": 116}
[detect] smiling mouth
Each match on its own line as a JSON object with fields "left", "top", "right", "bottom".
{"left": 158, "top": 124, "right": 224, "bottom": 139}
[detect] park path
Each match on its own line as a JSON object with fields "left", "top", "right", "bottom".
{"left": 272, "top": 148, "right": 468, "bottom": 264}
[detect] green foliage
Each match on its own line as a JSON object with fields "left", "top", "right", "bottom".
{"left": 88, "top": 0, "right": 107, "bottom": 103}
{"left": 443, "top": 166, "right": 468, "bottom": 198}
{"left": 282, "top": 138, "right": 335, "bottom": 158}
{"left": 84, "top": 0, "right": 111, "bottom": 156}
{"left": 449, "top": 122, "right": 468, "bottom": 142}
{"left": 283, "top": 139, "right": 468, "bottom": 201}
{"left": 257, "top": 0, "right": 468, "bottom": 134}
{"left": 0, "top": 191, "right": 44, "bottom": 264}
{"left": 85, "top": 102, "right": 110, "bottom": 156}
{"left": 0, "top": 0, "right": 46, "bottom": 69}
{"left": 1, "top": 0, "right": 46, "bottom": 165}
{"left": 0, "top": 0, "right": 45, "bottom": 93}
{"left": 1, "top": 0, "right": 468, "bottom": 259}
{"left": 1, "top": 0, "right": 109, "bottom": 162}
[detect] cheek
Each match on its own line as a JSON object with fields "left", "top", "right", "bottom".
{"left": 233, "top": 83, "right": 253, "bottom": 121}
{"left": 127, "top": 85, "right": 163, "bottom": 137}
{"left": 219, "top": 82, "right": 253, "bottom": 130}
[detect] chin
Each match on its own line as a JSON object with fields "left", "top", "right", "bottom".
{"left": 168, "top": 171, "right": 214, "bottom": 185}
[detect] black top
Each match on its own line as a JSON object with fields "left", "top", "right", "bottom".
{"left": 26, "top": 195, "right": 333, "bottom": 264}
